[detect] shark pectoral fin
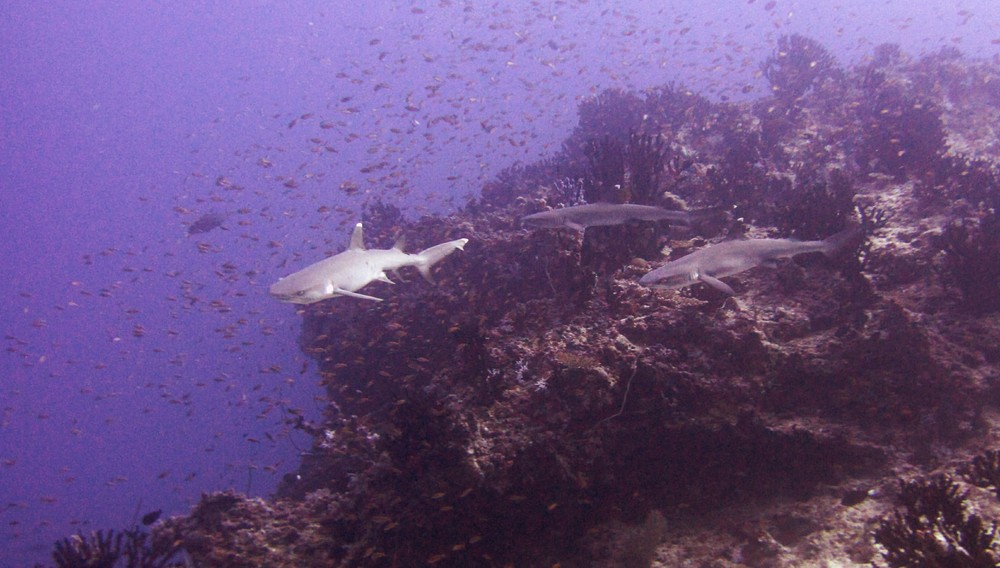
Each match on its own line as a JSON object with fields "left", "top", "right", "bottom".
{"left": 335, "top": 288, "right": 383, "bottom": 302}
{"left": 699, "top": 274, "right": 736, "bottom": 296}
{"left": 377, "top": 273, "right": 395, "bottom": 285}
{"left": 566, "top": 222, "right": 586, "bottom": 233}
{"left": 760, "top": 259, "right": 779, "bottom": 269}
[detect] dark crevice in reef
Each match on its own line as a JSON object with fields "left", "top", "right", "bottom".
{"left": 109, "top": 38, "right": 1000, "bottom": 567}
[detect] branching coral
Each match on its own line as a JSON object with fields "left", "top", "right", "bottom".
{"left": 874, "top": 475, "right": 999, "bottom": 567}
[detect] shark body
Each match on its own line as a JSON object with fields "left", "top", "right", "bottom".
{"left": 639, "top": 227, "right": 859, "bottom": 295}
{"left": 270, "top": 223, "right": 468, "bottom": 304}
{"left": 522, "top": 202, "right": 692, "bottom": 233}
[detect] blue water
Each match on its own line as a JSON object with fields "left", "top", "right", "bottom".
{"left": 2, "top": 1, "right": 997, "bottom": 565}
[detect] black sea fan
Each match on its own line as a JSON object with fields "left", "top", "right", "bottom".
{"left": 623, "top": 132, "right": 668, "bottom": 205}
{"left": 856, "top": 78, "right": 947, "bottom": 179}
{"left": 52, "top": 526, "right": 185, "bottom": 568}
{"left": 762, "top": 34, "right": 836, "bottom": 102}
{"left": 583, "top": 135, "right": 627, "bottom": 203}
{"left": 772, "top": 168, "right": 856, "bottom": 241}
{"left": 53, "top": 529, "right": 123, "bottom": 568}
{"left": 874, "top": 475, "right": 999, "bottom": 567}
{"left": 939, "top": 212, "right": 1000, "bottom": 314}
{"left": 576, "top": 89, "right": 646, "bottom": 146}
{"left": 962, "top": 449, "right": 1000, "bottom": 499}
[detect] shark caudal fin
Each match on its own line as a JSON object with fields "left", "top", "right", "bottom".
{"left": 415, "top": 238, "right": 469, "bottom": 283}
{"left": 821, "top": 225, "right": 864, "bottom": 257}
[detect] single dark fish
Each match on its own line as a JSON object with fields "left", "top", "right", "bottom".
{"left": 141, "top": 509, "right": 162, "bottom": 526}
{"left": 186, "top": 212, "right": 228, "bottom": 236}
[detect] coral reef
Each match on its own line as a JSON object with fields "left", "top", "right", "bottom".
{"left": 51, "top": 37, "right": 1000, "bottom": 567}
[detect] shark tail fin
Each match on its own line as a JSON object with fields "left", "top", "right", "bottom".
{"left": 414, "top": 238, "right": 469, "bottom": 284}
{"left": 821, "top": 225, "right": 864, "bottom": 257}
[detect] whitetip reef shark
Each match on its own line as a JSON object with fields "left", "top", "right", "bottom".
{"left": 639, "top": 227, "right": 861, "bottom": 295}
{"left": 522, "top": 202, "right": 694, "bottom": 233}
{"left": 270, "top": 223, "right": 469, "bottom": 304}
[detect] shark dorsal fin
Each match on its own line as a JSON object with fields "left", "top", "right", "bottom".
{"left": 393, "top": 235, "right": 406, "bottom": 251}
{"left": 349, "top": 223, "right": 365, "bottom": 250}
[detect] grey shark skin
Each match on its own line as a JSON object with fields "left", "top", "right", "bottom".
{"left": 270, "top": 223, "right": 468, "bottom": 304}
{"left": 639, "top": 227, "right": 860, "bottom": 296}
{"left": 522, "top": 202, "right": 692, "bottom": 233}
